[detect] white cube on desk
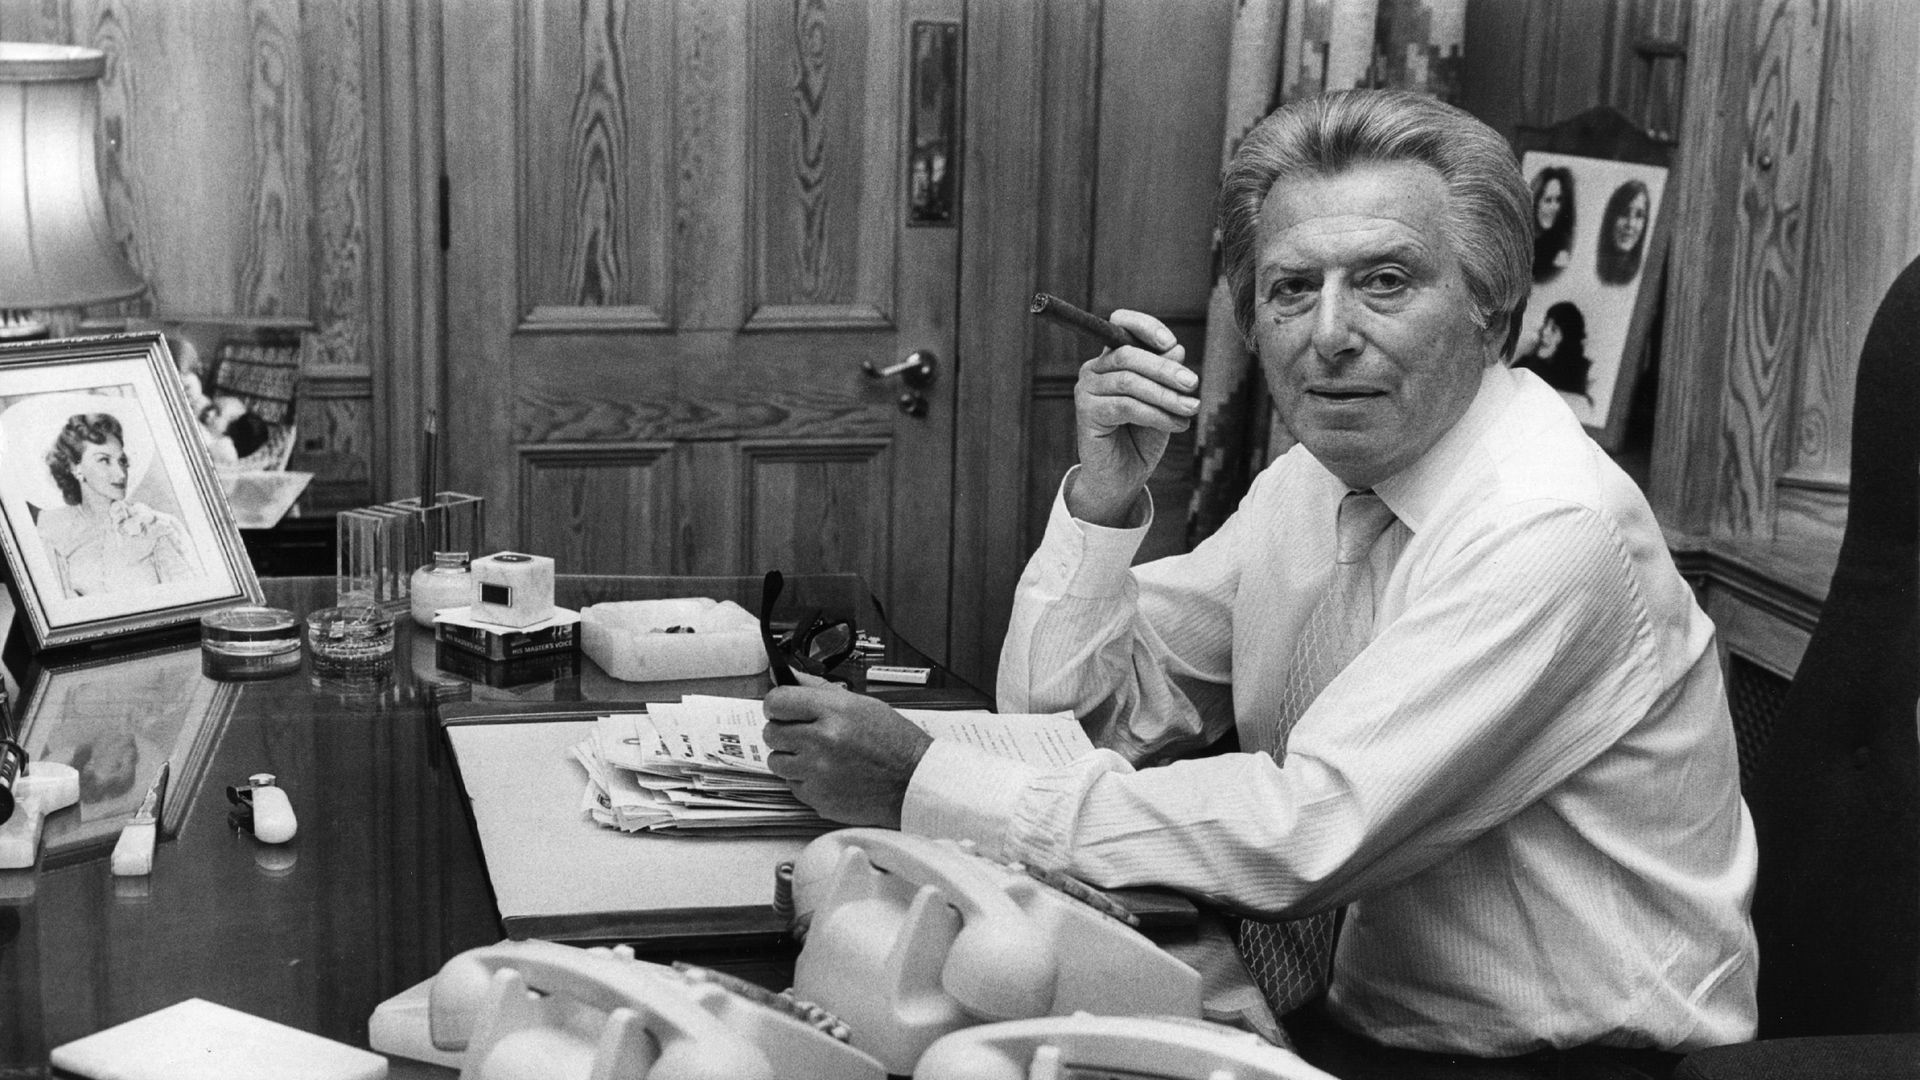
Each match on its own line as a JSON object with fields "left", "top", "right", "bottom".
{"left": 470, "top": 552, "right": 555, "bottom": 627}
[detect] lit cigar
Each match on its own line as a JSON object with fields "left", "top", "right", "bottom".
{"left": 1030, "top": 292, "right": 1151, "bottom": 352}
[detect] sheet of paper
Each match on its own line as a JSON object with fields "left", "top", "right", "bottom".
{"left": 899, "top": 708, "right": 1094, "bottom": 766}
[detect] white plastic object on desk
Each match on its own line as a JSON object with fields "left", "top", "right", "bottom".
{"left": 789, "top": 828, "right": 1202, "bottom": 1075}
{"left": 0, "top": 761, "right": 79, "bottom": 870}
{"left": 580, "top": 598, "right": 765, "bottom": 681}
{"left": 914, "top": 1013, "right": 1343, "bottom": 1080}
{"left": 245, "top": 774, "right": 298, "bottom": 844}
{"left": 367, "top": 937, "right": 885, "bottom": 1079}
{"left": 469, "top": 552, "right": 556, "bottom": 628}
{"left": 109, "top": 762, "right": 168, "bottom": 877}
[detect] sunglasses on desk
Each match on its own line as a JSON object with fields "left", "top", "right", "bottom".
{"left": 758, "top": 570, "right": 858, "bottom": 686}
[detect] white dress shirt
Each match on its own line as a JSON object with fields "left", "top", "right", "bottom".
{"left": 904, "top": 364, "right": 1759, "bottom": 1056}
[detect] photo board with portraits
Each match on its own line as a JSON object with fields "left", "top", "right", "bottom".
{"left": 1513, "top": 108, "right": 1675, "bottom": 451}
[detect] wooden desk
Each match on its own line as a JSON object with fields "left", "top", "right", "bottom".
{"left": 0, "top": 574, "right": 986, "bottom": 1073}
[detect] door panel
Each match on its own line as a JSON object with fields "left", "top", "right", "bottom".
{"left": 444, "top": 0, "right": 958, "bottom": 658}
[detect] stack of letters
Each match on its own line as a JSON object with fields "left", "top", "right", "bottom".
{"left": 571, "top": 695, "right": 1095, "bottom": 837}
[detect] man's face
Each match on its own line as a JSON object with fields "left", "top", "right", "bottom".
{"left": 1252, "top": 161, "right": 1495, "bottom": 490}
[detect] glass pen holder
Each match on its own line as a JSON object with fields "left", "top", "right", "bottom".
{"left": 336, "top": 491, "right": 485, "bottom": 609}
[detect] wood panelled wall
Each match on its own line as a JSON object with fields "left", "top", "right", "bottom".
{"left": 1461, "top": 0, "right": 1914, "bottom": 683}
{"left": 1023, "top": 0, "right": 1232, "bottom": 566}
{"left": 0, "top": 0, "right": 433, "bottom": 515}
{"left": 4, "top": 0, "right": 1904, "bottom": 689}
{"left": 1652, "top": 0, "right": 1920, "bottom": 680}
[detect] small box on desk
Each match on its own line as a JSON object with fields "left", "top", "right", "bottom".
{"left": 435, "top": 642, "right": 581, "bottom": 689}
{"left": 470, "top": 551, "right": 555, "bottom": 627}
{"left": 434, "top": 605, "right": 581, "bottom": 661}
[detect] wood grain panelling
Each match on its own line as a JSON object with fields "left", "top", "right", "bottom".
{"left": 522, "top": 0, "right": 671, "bottom": 330}
{"left": 236, "top": 0, "right": 304, "bottom": 315}
{"left": 443, "top": 8, "right": 520, "bottom": 532}
{"left": 743, "top": 440, "right": 890, "bottom": 590}
{"left": 1650, "top": 0, "right": 1750, "bottom": 538}
{"left": 748, "top": 0, "right": 895, "bottom": 328}
{"left": 1026, "top": 375, "right": 1077, "bottom": 552}
{"left": 372, "top": 0, "right": 440, "bottom": 507}
{"left": 444, "top": 0, "right": 958, "bottom": 661}
{"left": 305, "top": 0, "right": 374, "bottom": 371}
{"left": 672, "top": 440, "right": 742, "bottom": 575}
{"left": 1787, "top": 2, "right": 1920, "bottom": 491}
{"left": 1715, "top": 0, "right": 1826, "bottom": 540}
{"left": 1091, "top": 0, "right": 1232, "bottom": 322}
{"left": 513, "top": 332, "right": 896, "bottom": 443}
{"left": 0, "top": 0, "right": 391, "bottom": 517}
{"left": 520, "top": 443, "right": 673, "bottom": 574}
{"left": 674, "top": 0, "right": 748, "bottom": 331}
{"left": 1031, "top": 0, "right": 1100, "bottom": 387}
{"left": 294, "top": 370, "right": 374, "bottom": 513}
{"left": 1465, "top": 0, "right": 1690, "bottom": 142}
{"left": 1609, "top": 0, "right": 1691, "bottom": 140}
{"left": 1021, "top": 0, "right": 1225, "bottom": 553}
{"left": 948, "top": 0, "right": 1043, "bottom": 686}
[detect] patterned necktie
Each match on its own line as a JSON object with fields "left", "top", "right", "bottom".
{"left": 1238, "top": 489, "right": 1399, "bottom": 1018}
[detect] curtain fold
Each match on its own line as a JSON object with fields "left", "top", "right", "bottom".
{"left": 1186, "top": 0, "right": 1466, "bottom": 549}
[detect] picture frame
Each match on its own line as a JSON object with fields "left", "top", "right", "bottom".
{"left": 13, "top": 642, "right": 239, "bottom": 867}
{"left": 0, "top": 332, "right": 263, "bottom": 651}
{"left": 1513, "top": 107, "right": 1676, "bottom": 451}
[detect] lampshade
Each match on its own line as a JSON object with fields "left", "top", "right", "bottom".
{"left": 0, "top": 42, "right": 146, "bottom": 316}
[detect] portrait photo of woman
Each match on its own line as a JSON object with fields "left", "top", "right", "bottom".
{"left": 1530, "top": 165, "right": 1577, "bottom": 283}
{"left": 1513, "top": 301, "right": 1592, "bottom": 401}
{"left": 0, "top": 391, "right": 205, "bottom": 600}
{"left": 1596, "top": 178, "right": 1653, "bottom": 285}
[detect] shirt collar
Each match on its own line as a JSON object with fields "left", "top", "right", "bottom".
{"left": 1361, "top": 363, "right": 1515, "bottom": 534}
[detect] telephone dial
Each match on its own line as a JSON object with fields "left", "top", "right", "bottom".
{"left": 787, "top": 828, "right": 1203, "bottom": 1075}
{"left": 367, "top": 937, "right": 884, "bottom": 1080}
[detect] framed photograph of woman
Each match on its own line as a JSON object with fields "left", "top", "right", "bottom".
{"left": 0, "top": 332, "right": 262, "bottom": 651}
{"left": 1513, "top": 108, "right": 1675, "bottom": 451}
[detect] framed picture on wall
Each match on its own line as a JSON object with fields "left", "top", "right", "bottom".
{"left": 0, "top": 332, "right": 263, "bottom": 651}
{"left": 1514, "top": 108, "right": 1676, "bottom": 451}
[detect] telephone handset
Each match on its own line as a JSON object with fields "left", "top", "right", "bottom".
{"left": 367, "top": 938, "right": 884, "bottom": 1080}
{"left": 914, "top": 1013, "right": 1342, "bottom": 1080}
{"left": 789, "top": 828, "right": 1203, "bottom": 1076}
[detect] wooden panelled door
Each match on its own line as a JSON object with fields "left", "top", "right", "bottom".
{"left": 442, "top": 0, "right": 964, "bottom": 659}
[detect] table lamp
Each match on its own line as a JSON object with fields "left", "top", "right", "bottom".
{"left": 0, "top": 41, "right": 146, "bottom": 341}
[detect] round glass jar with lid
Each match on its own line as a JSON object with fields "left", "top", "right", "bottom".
{"left": 410, "top": 551, "right": 479, "bottom": 628}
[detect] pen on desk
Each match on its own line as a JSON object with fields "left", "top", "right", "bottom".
{"left": 1030, "top": 292, "right": 1150, "bottom": 352}
{"left": 420, "top": 408, "right": 440, "bottom": 547}
{"left": 110, "top": 761, "right": 168, "bottom": 877}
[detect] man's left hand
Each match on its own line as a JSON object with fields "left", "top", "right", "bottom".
{"left": 762, "top": 685, "right": 933, "bottom": 828}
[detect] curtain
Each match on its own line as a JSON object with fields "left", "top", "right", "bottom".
{"left": 1185, "top": 0, "right": 1467, "bottom": 548}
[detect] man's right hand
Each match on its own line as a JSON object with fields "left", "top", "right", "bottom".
{"left": 1069, "top": 309, "right": 1198, "bottom": 526}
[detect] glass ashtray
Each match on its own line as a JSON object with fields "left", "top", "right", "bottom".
{"left": 201, "top": 606, "right": 302, "bottom": 680}
{"left": 306, "top": 605, "right": 397, "bottom": 670}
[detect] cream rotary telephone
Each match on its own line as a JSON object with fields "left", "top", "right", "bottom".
{"left": 368, "top": 938, "right": 884, "bottom": 1080}
{"left": 787, "top": 828, "right": 1204, "bottom": 1075}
